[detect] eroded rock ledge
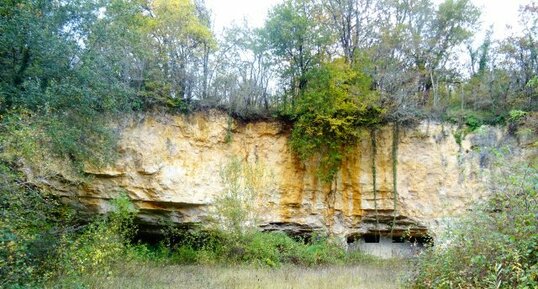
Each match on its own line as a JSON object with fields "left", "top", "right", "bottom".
{"left": 29, "top": 110, "right": 537, "bottom": 241}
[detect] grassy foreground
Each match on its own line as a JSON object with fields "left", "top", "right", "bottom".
{"left": 82, "top": 260, "right": 407, "bottom": 289}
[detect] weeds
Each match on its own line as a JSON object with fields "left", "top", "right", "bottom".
{"left": 0, "top": 160, "right": 138, "bottom": 289}
{"left": 407, "top": 156, "right": 538, "bottom": 289}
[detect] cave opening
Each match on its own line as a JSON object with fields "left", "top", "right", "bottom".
{"left": 363, "top": 234, "right": 381, "bottom": 243}
{"left": 392, "top": 236, "right": 405, "bottom": 243}
{"left": 346, "top": 232, "right": 432, "bottom": 258}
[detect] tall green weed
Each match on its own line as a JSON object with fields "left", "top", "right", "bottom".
{"left": 408, "top": 155, "right": 537, "bottom": 289}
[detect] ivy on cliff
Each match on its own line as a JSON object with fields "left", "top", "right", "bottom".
{"left": 289, "top": 59, "right": 384, "bottom": 182}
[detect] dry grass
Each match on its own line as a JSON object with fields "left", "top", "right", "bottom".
{"left": 85, "top": 260, "right": 408, "bottom": 289}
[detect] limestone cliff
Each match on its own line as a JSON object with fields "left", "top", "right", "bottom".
{"left": 31, "top": 111, "right": 537, "bottom": 239}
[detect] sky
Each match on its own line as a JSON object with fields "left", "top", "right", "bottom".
{"left": 205, "top": 0, "right": 279, "bottom": 31}
{"left": 205, "top": 0, "right": 532, "bottom": 40}
{"left": 471, "top": 0, "right": 529, "bottom": 39}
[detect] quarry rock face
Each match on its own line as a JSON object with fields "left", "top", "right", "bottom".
{"left": 37, "top": 111, "right": 537, "bottom": 240}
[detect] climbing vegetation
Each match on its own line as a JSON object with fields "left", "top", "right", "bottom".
{"left": 289, "top": 59, "right": 384, "bottom": 182}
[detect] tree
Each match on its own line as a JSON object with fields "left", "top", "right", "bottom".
{"left": 322, "top": 0, "right": 378, "bottom": 63}
{"left": 457, "top": 1, "right": 538, "bottom": 122}
{"left": 205, "top": 24, "right": 276, "bottom": 118}
{"left": 149, "top": 0, "right": 215, "bottom": 101}
{"left": 496, "top": 2, "right": 538, "bottom": 111}
{"left": 262, "top": 0, "right": 332, "bottom": 104}
{"left": 0, "top": 0, "right": 138, "bottom": 172}
{"left": 363, "top": 0, "right": 480, "bottom": 120}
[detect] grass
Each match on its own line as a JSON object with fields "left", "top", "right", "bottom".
{"left": 83, "top": 260, "right": 408, "bottom": 289}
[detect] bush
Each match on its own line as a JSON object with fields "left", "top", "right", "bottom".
{"left": 0, "top": 163, "right": 138, "bottom": 289}
{"left": 141, "top": 229, "right": 352, "bottom": 267}
{"left": 214, "top": 157, "right": 269, "bottom": 236}
{"left": 238, "top": 231, "right": 301, "bottom": 266}
{"left": 508, "top": 109, "right": 528, "bottom": 122}
{"left": 288, "top": 59, "right": 384, "bottom": 183}
{"left": 407, "top": 158, "right": 538, "bottom": 289}
{"left": 300, "top": 238, "right": 346, "bottom": 266}
{"left": 0, "top": 161, "right": 76, "bottom": 288}
{"left": 52, "top": 194, "right": 137, "bottom": 282}
{"left": 173, "top": 246, "right": 199, "bottom": 264}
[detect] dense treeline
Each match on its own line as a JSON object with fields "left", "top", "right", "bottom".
{"left": 1, "top": 0, "right": 537, "bottom": 172}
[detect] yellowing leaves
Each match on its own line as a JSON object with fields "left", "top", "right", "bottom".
{"left": 151, "top": 0, "right": 214, "bottom": 47}
{"left": 289, "top": 58, "right": 384, "bottom": 182}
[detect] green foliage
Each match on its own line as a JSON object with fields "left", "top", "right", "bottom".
{"left": 464, "top": 114, "right": 482, "bottom": 131}
{"left": 447, "top": 110, "right": 495, "bottom": 146}
{"left": 214, "top": 157, "right": 269, "bottom": 236}
{"left": 48, "top": 195, "right": 137, "bottom": 287}
{"left": 453, "top": 129, "right": 464, "bottom": 146}
{"left": 146, "top": 0, "right": 215, "bottom": 102}
{"left": 132, "top": 229, "right": 361, "bottom": 267}
{"left": 508, "top": 110, "right": 528, "bottom": 122}
{"left": 0, "top": 0, "right": 215, "bottom": 176}
{"left": 408, "top": 157, "right": 538, "bottom": 289}
{"left": 0, "top": 162, "right": 69, "bottom": 288}
{"left": 224, "top": 231, "right": 346, "bottom": 266}
{"left": 0, "top": 162, "right": 138, "bottom": 289}
{"left": 289, "top": 59, "right": 384, "bottom": 182}
{"left": 0, "top": 0, "right": 133, "bottom": 176}
{"left": 0, "top": 0, "right": 536, "bottom": 164}
{"left": 262, "top": 0, "right": 332, "bottom": 100}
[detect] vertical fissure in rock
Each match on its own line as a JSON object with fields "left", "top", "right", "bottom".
{"left": 390, "top": 122, "right": 400, "bottom": 238}
{"left": 371, "top": 128, "right": 379, "bottom": 238}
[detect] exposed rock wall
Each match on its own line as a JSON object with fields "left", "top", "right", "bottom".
{"left": 34, "top": 111, "right": 537, "bottom": 239}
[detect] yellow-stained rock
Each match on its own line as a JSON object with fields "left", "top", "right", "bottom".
{"left": 29, "top": 111, "right": 537, "bottom": 238}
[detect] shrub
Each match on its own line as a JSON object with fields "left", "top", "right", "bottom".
{"left": 0, "top": 161, "right": 80, "bottom": 288}
{"left": 299, "top": 236, "right": 346, "bottom": 266}
{"left": 239, "top": 231, "right": 300, "bottom": 266}
{"left": 149, "top": 228, "right": 352, "bottom": 267}
{"left": 173, "top": 246, "right": 199, "bottom": 264}
{"left": 288, "top": 59, "right": 384, "bottom": 183}
{"left": 407, "top": 157, "right": 538, "bottom": 289}
{"left": 214, "top": 157, "right": 269, "bottom": 236}
{"left": 508, "top": 109, "right": 528, "bottom": 122}
{"left": 56, "top": 195, "right": 136, "bottom": 274}
{"left": 464, "top": 114, "right": 482, "bottom": 131}
{"left": 0, "top": 159, "right": 138, "bottom": 288}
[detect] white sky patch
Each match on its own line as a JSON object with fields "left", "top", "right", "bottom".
{"left": 97, "top": 7, "right": 106, "bottom": 19}
{"left": 206, "top": 0, "right": 281, "bottom": 32}
{"left": 473, "top": 0, "right": 529, "bottom": 39}
{"left": 206, "top": 0, "right": 530, "bottom": 38}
